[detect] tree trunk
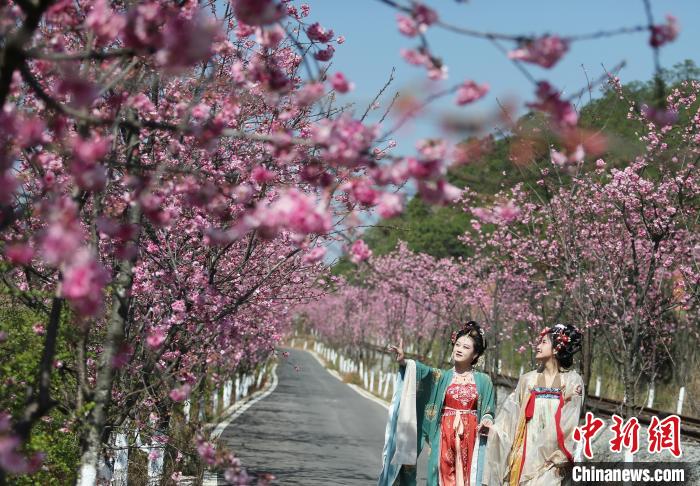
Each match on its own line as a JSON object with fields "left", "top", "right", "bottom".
{"left": 76, "top": 208, "right": 141, "bottom": 486}
{"left": 622, "top": 351, "right": 635, "bottom": 419}
{"left": 581, "top": 327, "right": 593, "bottom": 413}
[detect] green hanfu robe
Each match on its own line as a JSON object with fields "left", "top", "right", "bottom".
{"left": 378, "top": 359, "right": 496, "bottom": 486}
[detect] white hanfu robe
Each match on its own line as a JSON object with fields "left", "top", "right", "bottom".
{"left": 486, "top": 370, "right": 583, "bottom": 485}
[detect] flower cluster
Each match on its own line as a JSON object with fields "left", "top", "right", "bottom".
{"left": 508, "top": 35, "right": 569, "bottom": 69}
{"left": 540, "top": 324, "right": 581, "bottom": 352}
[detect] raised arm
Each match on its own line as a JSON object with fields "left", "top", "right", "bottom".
{"left": 387, "top": 338, "right": 406, "bottom": 367}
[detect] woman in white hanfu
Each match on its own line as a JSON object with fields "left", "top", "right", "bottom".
{"left": 486, "top": 324, "right": 584, "bottom": 486}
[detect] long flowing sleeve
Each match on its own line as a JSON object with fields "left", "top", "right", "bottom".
{"left": 547, "top": 371, "right": 584, "bottom": 467}
{"left": 378, "top": 359, "right": 435, "bottom": 486}
{"left": 485, "top": 373, "right": 528, "bottom": 486}
{"left": 413, "top": 359, "right": 436, "bottom": 391}
{"left": 477, "top": 373, "right": 496, "bottom": 422}
{"left": 473, "top": 373, "right": 496, "bottom": 485}
{"left": 378, "top": 360, "right": 413, "bottom": 486}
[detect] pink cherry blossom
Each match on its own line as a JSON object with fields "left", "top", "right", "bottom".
{"left": 156, "top": 14, "right": 219, "bottom": 69}
{"left": 313, "top": 44, "right": 335, "bottom": 62}
{"left": 0, "top": 171, "right": 18, "bottom": 205}
{"left": 15, "top": 117, "right": 48, "bottom": 148}
{"left": 550, "top": 145, "right": 584, "bottom": 167}
{"left": 121, "top": 3, "right": 162, "bottom": 49}
{"left": 296, "top": 82, "right": 325, "bottom": 107}
{"left": 232, "top": 0, "right": 285, "bottom": 26}
{"left": 111, "top": 344, "right": 133, "bottom": 369}
{"left": 302, "top": 247, "right": 326, "bottom": 264}
{"left": 471, "top": 200, "right": 521, "bottom": 225}
{"left": 235, "top": 21, "right": 255, "bottom": 38}
{"left": 40, "top": 199, "right": 84, "bottom": 265}
{"left": 0, "top": 435, "right": 43, "bottom": 474}
{"left": 4, "top": 244, "right": 34, "bottom": 265}
{"left": 508, "top": 35, "right": 569, "bottom": 68}
{"left": 85, "top": 0, "right": 126, "bottom": 45}
{"left": 550, "top": 148, "right": 568, "bottom": 167}
{"left": 250, "top": 166, "right": 276, "bottom": 184}
{"left": 342, "top": 179, "right": 378, "bottom": 206}
{"left": 377, "top": 193, "right": 404, "bottom": 219}
{"left": 146, "top": 328, "right": 167, "bottom": 349}
{"left": 650, "top": 14, "right": 679, "bottom": 47}
{"left": 329, "top": 72, "right": 353, "bottom": 93}
{"left": 169, "top": 384, "right": 191, "bottom": 402}
{"left": 407, "top": 157, "right": 444, "bottom": 180}
{"left": 61, "top": 249, "right": 110, "bottom": 316}
{"left": 400, "top": 48, "right": 429, "bottom": 66}
{"left": 196, "top": 439, "right": 217, "bottom": 465}
{"left": 306, "top": 22, "right": 334, "bottom": 43}
{"left": 256, "top": 25, "right": 285, "bottom": 48}
{"left": 1, "top": 0, "right": 693, "bottom": 479}
{"left": 641, "top": 104, "right": 679, "bottom": 127}
{"left": 311, "top": 115, "right": 377, "bottom": 168}
{"left": 248, "top": 189, "right": 332, "bottom": 240}
{"left": 349, "top": 239, "right": 372, "bottom": 264}
{"left": 456, "top": 80, "right": 489, "bottom": 105}
{"left": 492, "top": 200, "right": 521, "bottom": 224}
{"left": 56, "top": 75, "right": 98, "bottom": 108}
{"left": 527, "top": 81, "right": 578, "bottom": 127}
{"left": 72, "top": 136, "right": 110, "bottom": 164}
{"left": 140, "top": 193, "right": 171, "bottom": 227}
{"left": 417, "top": 179, "right": 462, "bottom": 205}
{"left": 412, "top": 3, "right": 438, "bottom": 29}
{"left": 396, "top": 14, "right": 418, "bottom": 37}
{"left": 171, "top": 300, "right": 186, "bottom": 314}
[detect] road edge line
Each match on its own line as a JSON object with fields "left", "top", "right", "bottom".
{"left": 202, "top": 364, "right": 279, "bottom": 486}
{"left": 211, "top": 363, "right": 280, "bottom": 439}
{"left": 305, "top": 349, "right": 389, "bottom": 410}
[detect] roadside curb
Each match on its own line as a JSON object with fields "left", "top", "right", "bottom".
{"left": 200, "top": 364, "right": 279, "bottom": 486}
{"left": 208, "top": 363, "right": 279, "bottom": 439}
{"left": 305, "top": 348, "right": 390, "bottom": 410}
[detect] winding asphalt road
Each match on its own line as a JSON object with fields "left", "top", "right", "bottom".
{"left": 214, "top": 348, "right": 429, "bottom": 485}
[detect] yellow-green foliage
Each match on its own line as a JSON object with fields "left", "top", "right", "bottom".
{"left": 0, "top": 304, "right": 80, "bottom": 484}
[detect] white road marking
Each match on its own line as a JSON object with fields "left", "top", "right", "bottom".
{"left": 306, "top": 349, "right": 389, "bottom": 410}
{"left": 201, "top": 347, "right": 391, "bottom": 485}
{"left": 201, "top": 364, "right": 279, "bottom": 486}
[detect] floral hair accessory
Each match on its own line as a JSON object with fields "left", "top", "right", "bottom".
{"left": 545, "top": 323, "right": 582, "bottom": 352}
{"left": 451, "top": 321, "right": 483, "bottom": 344}
{"left": 555, "top": 334, "right": 570, "bottom": 351}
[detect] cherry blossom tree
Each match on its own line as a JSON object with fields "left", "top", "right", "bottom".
{"left": 461, "top": 78, "right": 700, "bottom": 416}
{"left": 0, "top": 0, "right": 688, "bottom": 482}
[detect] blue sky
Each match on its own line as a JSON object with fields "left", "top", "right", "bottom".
{"left": 303, "top": 0, "right": 700, "bottom": 152}
{"left": 297, "top": 1, "right": 700, "bottom": 261}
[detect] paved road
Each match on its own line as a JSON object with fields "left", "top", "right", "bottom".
{"left": 216, "top": 348, "right": 428, "bottom": 485}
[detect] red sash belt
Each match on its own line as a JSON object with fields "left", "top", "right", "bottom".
{"left": 523, "top": 389, "right": 573, "bottom": 463}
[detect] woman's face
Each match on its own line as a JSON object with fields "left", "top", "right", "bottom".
{"left": 535, "top": 333, "right": 554, "bottom": 360}
{"left": 453, "top": 334, "right": 478, "bottom": 366}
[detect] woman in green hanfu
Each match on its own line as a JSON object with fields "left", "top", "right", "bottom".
{"left": 378, "top": 321, "right": 496, "bottom": 486}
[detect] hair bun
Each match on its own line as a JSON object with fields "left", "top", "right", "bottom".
{"left": 464, "top": 320, "right": 484, "bottom": 336}
{"left": 548, "top": 323, "right": 583, "bottom": 366}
